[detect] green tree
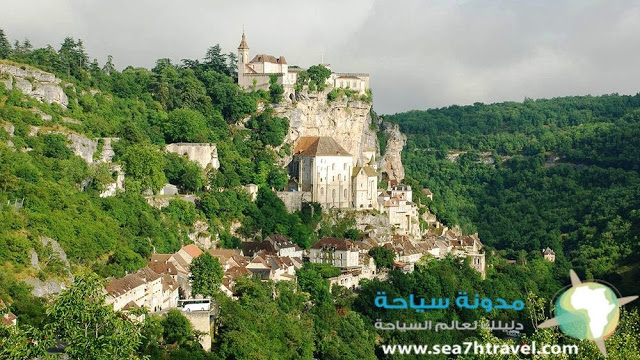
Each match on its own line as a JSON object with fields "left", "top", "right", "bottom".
{"left": 307, "top": 64, "right": 331, "bottom": 91}
{"left": 120, "top": 143, "right": 167, "bottom": 192}
{"left": 162, "top": 309, "right": 193, "bottom": 345}
{"left": 189, "top": 252, "right": 223, "bottom": 298}
{"left": 45, "top": 273, "right": 143, "bottom": 360}
{"left": 164, "top": 108, "right": 209, "bottom": 143}
{"left": 0, "top": 28, "right": 11, "bottom": 59}
{"left": 368, "top": 246, "right": 396, "bottom": 269}
{"left": 269, "top": 74, "right": 284, "bottom": 103}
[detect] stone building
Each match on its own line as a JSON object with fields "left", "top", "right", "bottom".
{"left": 291, "top": 137, "right": 354, "bottom": 209}
{"left": 542, "top": 247, "right": 556, "bottom": 262}
{"left": 236, "top": 32, "right": 370, "bottom": 98}
{"left": 309, "top": 237, "right": 360, "bottom": 269}
{"left": 352, "top": 163, "right": 378, "bottom": 209}
{"left": 105, "top": 266, "right": 179, "bottom": 314}
{"left": 377, "top": 185, "right": 420, "bottom": 237}
{"left": 288, "top": 136, "right": 379, "bottom": 210}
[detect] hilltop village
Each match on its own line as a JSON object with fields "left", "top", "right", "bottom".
{"left": 0, "top": 32, "right": 503, "bottom": 352}
{"left": 68, "top": 34, "right": 496, "bottom": 349}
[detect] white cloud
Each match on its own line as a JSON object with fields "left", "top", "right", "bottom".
{"left": 1, "top": 0, "right": 639, "bottom": 113}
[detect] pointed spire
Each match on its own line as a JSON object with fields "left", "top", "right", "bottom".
{"left": 238, "top": 31, "right": 249, "bottom": 50}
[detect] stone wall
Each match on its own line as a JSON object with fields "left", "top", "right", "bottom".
{"left": 0, "top": 63, "right": 69, "bottom": 108}
{"left": 275, "top": 191, "right": 311, "bottom": 213}
{"left": 182, "top": 311, "right": 212, "bottom": 351}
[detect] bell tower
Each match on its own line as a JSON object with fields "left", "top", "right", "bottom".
{"left": 237, "top": 31, "right": 249, "bottom": 86}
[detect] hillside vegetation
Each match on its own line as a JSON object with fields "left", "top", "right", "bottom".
{"left": 389, "top": 94, "right": 640, "bottom": 295}
{"left": 0, "top": 35, "right": 316, "bottom": 289}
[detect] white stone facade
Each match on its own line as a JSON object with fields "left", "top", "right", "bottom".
{"left": 309, "top": 237, "right": 360, "bottom": 269}
{"left": 236, "top": 32, "right": 370, "bottom": 97}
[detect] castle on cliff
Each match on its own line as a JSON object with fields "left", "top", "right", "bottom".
{"left": 236, "top": 32, "right": 370, "bottom": 99}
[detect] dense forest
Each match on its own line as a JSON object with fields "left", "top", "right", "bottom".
{"left": 1, "top": 28, "right": 640, "bottom": 359}
{"left": 389, "top": 94, "right": 640, "bottom": 297}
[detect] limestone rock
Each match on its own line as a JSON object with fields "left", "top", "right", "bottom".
{"left": 354, "top": 212, "right": 394, "bottom": 244}
{"left": 0, "top": 64, "right": 69, "bottom": 108}
{"left": 67, "top": 133, "right": 98, "bottom": 164}
{"left": 2, "top": 122, "right": 14, "bottom": 136}
{"left": 275, "top": 95, "right": 377, "bottom": 166}
{"left": 31, "top": 108, "right": 52, "bottom": 121}
{"left": 39, "top": 236, "right": 70, "bottom": 268}
{"left": 26, "top": 278, "right": 68, "bottom": 297}
{"left": 188, "top": 220, "right": 213, "bottom": 249}
{"left": 165, "top": 143, "right": 220, "bottom": 169}
{"left": 30, "top": 249, "right": 41, "bottom": 271}
{"left": 378, "top": 121, "right": 406, "bottom": 182}
{"left": 99, "top": 138, "right": 119, "bottom": 163}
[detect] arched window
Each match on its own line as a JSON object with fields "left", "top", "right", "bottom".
{"left": 344, "top": 189, "right": 348, "bottom": 198}
{"left": 332, "top": 163, "right": 336, "bottom": 170}
{"left": 332, "top": 189, "right": 336, "bottom": 199}
{"left": 320, "top": 187, "right": 324, "bottom": 196}
{"left": 338, "top": 174, "right": 341, "bottom": 181}
{"left": 343, "top": 163, "right": 347, "bottom": 170}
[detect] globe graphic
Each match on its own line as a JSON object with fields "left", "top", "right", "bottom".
{"left": 554, "top": 282, "right": 619, "bottom": 340}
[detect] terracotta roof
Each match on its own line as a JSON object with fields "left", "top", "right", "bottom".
{"left": 238, "top": 32, "right": 249, "bottom": 50}
{"left": 161, "top": 274, "right": 178, "bottom": 292}
{"left": 225, "top": 266, "right": 251, "bottom": 280}
{"left": 150, "top": 254, "right": 172, "bottom": 263}
{"left": 266, "top": 234, "right": 293, "bottom": 248}
{"left": 542, "top": 247, "right": 555, "bottom": 255}
{"left": 311, "top": 237, "right": 357, "bottom": 251}
{"left": 207, "top": 249, "right": 243, "bottom": 263}
{"left": 148, "top": 261, "right": 178, "bottom": 276}
{"left": 181, "top": 244, "right": 203, "bottom": 259}
{"left": 249, "top": 54, "right": 287, "bottom": 64}
{"left": 243, "top": 241, "right": 277, "bottom": 257}
{"left": 337, "top": 75, "right": 360, "bottom": 79}
{"left": 294, "top": 137, "right": 351, "bottom": 157}
{"left": 122, "top": 301, "right": 140, "bottom": 311}
{"left": 106, "top": 267, "right": 161, "bottom": 297}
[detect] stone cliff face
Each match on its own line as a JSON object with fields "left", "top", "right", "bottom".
{"left": 0, "top": 63, "right": 69, "bottom": 108}
{"left": 378, "top": 120, "right": 406, "bottom": 182}
{"left": 274, "top": 92, "right": 407, "bottom": 183}
{"left": 274, "top": 93, "right": 377, "bottom": 166}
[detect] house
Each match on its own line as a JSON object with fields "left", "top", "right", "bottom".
{"left": 105, "top": 266, "right": 178, "bottom": 314}
{"left": 352, "top": 164, "right": 378, "bottom": 209}
{"left": 422, "top": 188, "right": 433, "bottom": 201}
{"left": 149, "top": 244, "right": 204, "bottom": 298}
{"left": 377, "top": 185, "right": 420, "bottom": 237}
{"left": 309, "top": 237, "right": 360, "bottom": 269}
{"left": 264, "top": 234, "right": 304, "bottom": 258}
{"left": 206, "top": 249, "right": 244, "bottom": 271}
{"left": 542, "top": 247, "right": 556, "bottom": 262}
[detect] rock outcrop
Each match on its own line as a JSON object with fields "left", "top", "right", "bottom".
{"left": 165, "top": 143, "right": 220, "bottom": 169}
{"left": 0, "top": 63, "right": 69, "bottom": 108}
{"left": 67, "top": 133, "right": 98, "bottom": 164}
{"left": 2, "top": 122, "right": 14, "bottom": 136}
{"left": 378, "top": 121, "right": 406, "bottom": 182}
{"left": 275, "top": 93, "right": 377, "bottom": 166}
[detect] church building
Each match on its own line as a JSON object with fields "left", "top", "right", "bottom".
{"left": 236, "top": 32, "right": 370, "bottom": 98}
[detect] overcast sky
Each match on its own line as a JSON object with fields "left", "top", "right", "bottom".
{"left": 2, "top": 0, "right": 640, "bottom": 114}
